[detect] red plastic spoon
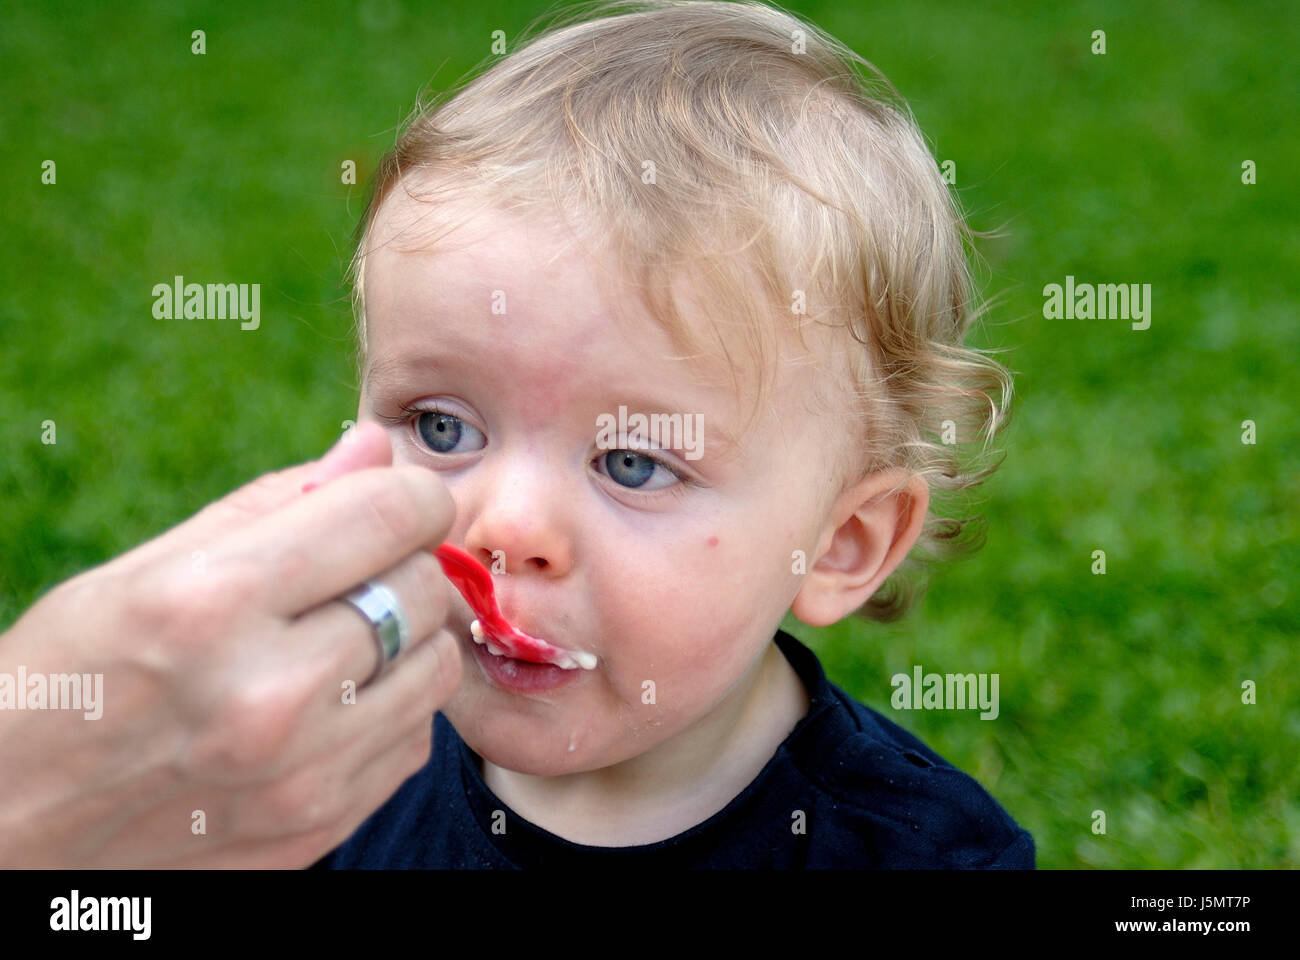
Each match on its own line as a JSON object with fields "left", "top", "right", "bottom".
{"left": 435, "top": 545, "right": 595, "bottom": 668}
{"left": 431, "top": 544, "right": 571, "bottom": 665}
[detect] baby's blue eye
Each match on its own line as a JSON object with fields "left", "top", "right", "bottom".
{"left": 408, "top": 408, "right": 683, "bottom": 494}
{"left": 415, "top": 411, "right": 485, "bottom": 454}
{"left": 597, "top": 450, "right": 679, "bottom": 491}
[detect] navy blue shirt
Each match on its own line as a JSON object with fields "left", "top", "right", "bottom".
{"left": 311, "top": 628, "right": 1034, "bottom": 868}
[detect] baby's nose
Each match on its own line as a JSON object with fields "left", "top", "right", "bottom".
{"left": 460, "top": 466, "right": 573, "bottom": 577}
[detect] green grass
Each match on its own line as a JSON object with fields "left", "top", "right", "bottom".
{"left": 2, "top": 0, "right": 1296, "bottom": 867}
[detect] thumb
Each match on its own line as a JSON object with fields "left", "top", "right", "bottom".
{"left": 299, "top": 421, "right": 392, "bottom": 493}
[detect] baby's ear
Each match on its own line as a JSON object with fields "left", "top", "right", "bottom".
{"left": 789, "top": 470, "right": 928, "bottom": 627}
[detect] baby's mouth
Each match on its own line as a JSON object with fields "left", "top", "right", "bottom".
{"left": 468, "top": 618, "right": 595, "bottom": 671}
{"left": 434, "top": 543, "right": 597, "bottom": 671}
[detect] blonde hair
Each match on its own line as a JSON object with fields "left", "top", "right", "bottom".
{"left": 349, "top": 0, "right": 1014, "bottom": 622}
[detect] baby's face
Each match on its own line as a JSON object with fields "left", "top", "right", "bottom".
{"left": 358, "top": 188, "right": 843, "bottom": 776}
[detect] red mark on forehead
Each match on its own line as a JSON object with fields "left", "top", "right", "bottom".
{"left": 707, "top": 536, "right": 719, "bottom": 547}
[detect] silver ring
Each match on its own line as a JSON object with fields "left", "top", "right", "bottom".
{"left": 339, "top": 579, "right": 412, "bottom": 684}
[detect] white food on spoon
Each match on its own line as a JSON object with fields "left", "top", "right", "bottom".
{"left": 468, "top": 618, "right": 598, "bottom": 670}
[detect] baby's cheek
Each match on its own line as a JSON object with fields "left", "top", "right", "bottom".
{"left": 608, "top": 633, "right": 698, "bottom": 704}
{"left": 694, "top": 528, "right": 778, "bottom": 594}
{"left": 599, "top": 546, "right": 764, "bottom": 703}
{"left": 651, "top": 635, "right": 741, "bottom": 706}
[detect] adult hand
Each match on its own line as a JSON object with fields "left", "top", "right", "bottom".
{"left": 0, "top": 422, "right": 462, "bottom": 867}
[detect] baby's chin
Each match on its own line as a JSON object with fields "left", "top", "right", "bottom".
{"left": 456, "top": 719, "right": 600, "bottom": 777}
{"left": 443, "top": 698, "right": 659, "bottom": 778}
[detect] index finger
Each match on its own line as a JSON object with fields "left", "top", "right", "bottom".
{"left": 206, "top": 464, "right": 457, "bottom": 618}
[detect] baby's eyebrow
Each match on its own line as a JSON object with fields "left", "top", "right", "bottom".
{"left": 362, "top": 354, "right": 414, "bottom": 396}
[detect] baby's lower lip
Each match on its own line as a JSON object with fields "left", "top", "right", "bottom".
{"left": 471, "top": 639, "right": 585, "bottom": 693}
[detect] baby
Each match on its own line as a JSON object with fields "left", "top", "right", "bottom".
{"left": 313, "top": 0, "right": 1032, "bottom": 868}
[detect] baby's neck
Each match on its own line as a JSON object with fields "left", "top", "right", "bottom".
{"left": 480, "top": 639, "right": 811, "bottom": 847}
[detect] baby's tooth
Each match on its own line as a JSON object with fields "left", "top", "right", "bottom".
{"left": 470, "top": 620, "right": 484, "bottom": 641}
{"left": 573, "top": 651, "right": 598, "bottom": 670}
{"left": 487, "top": 643, "right": 506, "bottom": 657}
{"left": 557, "top": 656, "right": 577, "bottom": 670}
